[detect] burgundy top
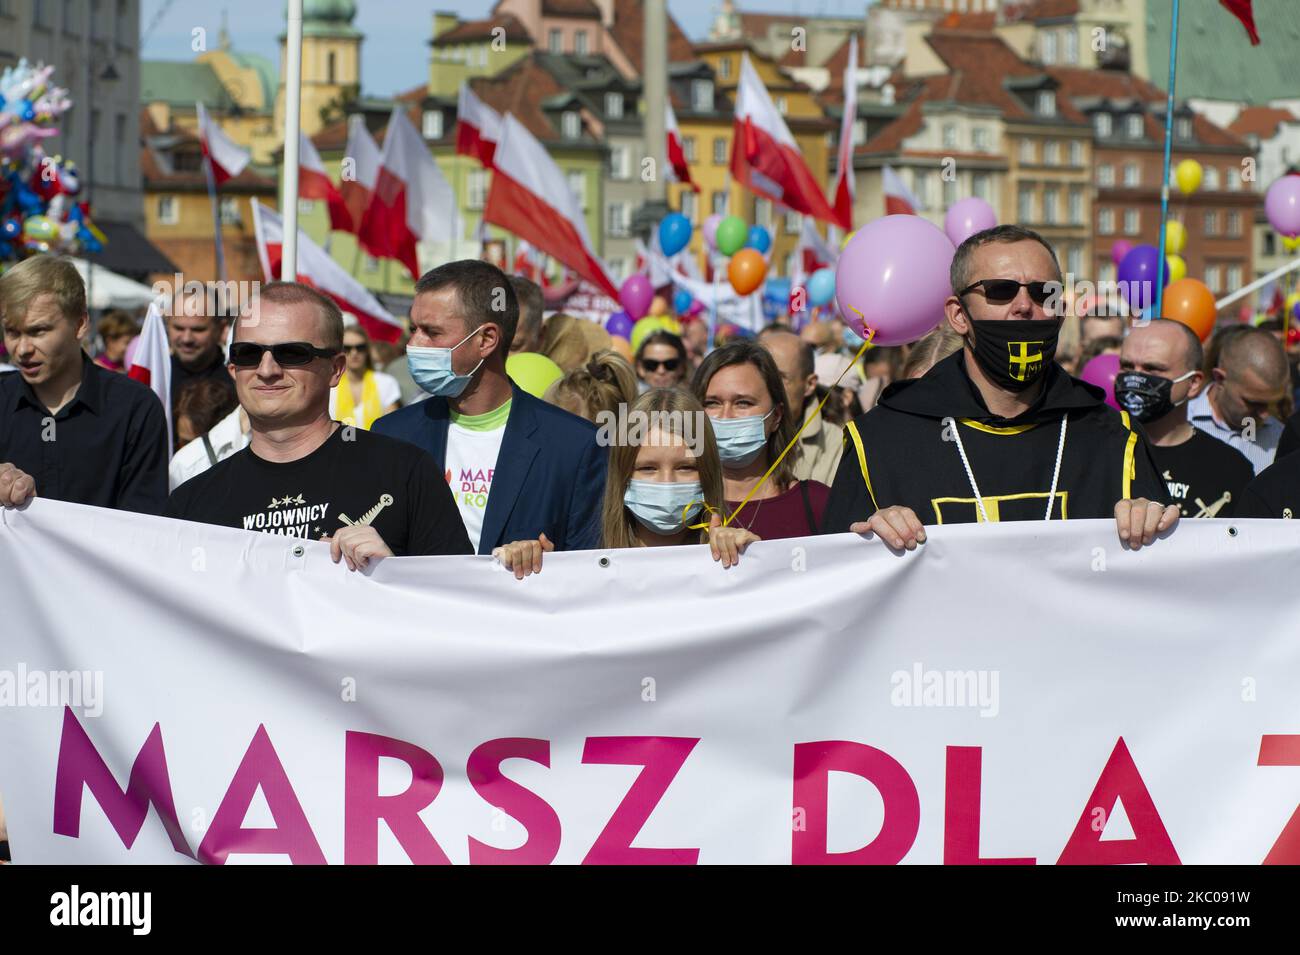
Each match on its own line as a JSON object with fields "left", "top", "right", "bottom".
{"left": 725, "top": 480, "right": 830, "bottom": 540}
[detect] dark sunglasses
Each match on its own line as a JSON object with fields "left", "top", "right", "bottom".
{"left": 640, "top": 358, "right": 681, "bottom": 373}
{"left": 229, "top": 341, "right": 339, "bottom": 368}
{"left": 959, "top": 279, "right": 1060, "bottom": 306}
{"left": 342, "top": 343, "right": 369, "bottom": 353}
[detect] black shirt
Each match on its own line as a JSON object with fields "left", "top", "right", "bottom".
{"left": 1235, "top": 452, "right": 1300, "bottom": 519}
{"left": 0, "top": 355, "right": 169, "bottom": 514}
{"left": 170, "top": 352, "right": 236, "bottom": 411}
{"left": 1277, "top": 411, "right": 1300, "bottom": 460}
{"left": 1149, "top": 428, "right": 1254, "bottom": 519}
{"left": 165, "top": 425, "right": 473, "bottom": 556}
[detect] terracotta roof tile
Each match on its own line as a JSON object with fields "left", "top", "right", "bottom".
{"left": 1015, "top": 0, "right": 1080, "bottom": 20}
{"left": 1229, "top": 106, "right": 1300, "bottom": 140}
{"left": 432, "top": 14, "right": 530, "bottom": 46}
{"left": 857, "top": 99, "right": 925, "bottom": 155}
{"left": 469, "top": 54, "right": 570, "bottom": 143}
{"left": 608, "top": 0, "right": 694, "bottom": 73}
{"left": 541, "top": 0, "right": 601, "bottom": 18}
{"left": 924, "top": 33, "right": 1087, "bottom": 123}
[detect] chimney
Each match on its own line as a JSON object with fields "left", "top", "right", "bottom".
{"left": 594, "top": 0, "right": 616, "bottom": 29}
{"left": 432, "top": 10, "right": 459, "bottom": 42}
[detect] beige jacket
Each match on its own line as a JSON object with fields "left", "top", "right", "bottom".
{"left": 791, "top": 402, "right": 845, "bottom": 486}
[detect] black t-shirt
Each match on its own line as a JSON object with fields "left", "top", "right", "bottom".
{"left": 1148, "top": 429, "right": 1254, "bottom": 519}
{"left": 170, "top": 353, "right": 236, "bottom": 410}
{"left": 1236, "top": 451, "right": 1300, "bottom": 519}
{"left": 165, "top": 425, "right": 473, "bottom": 556}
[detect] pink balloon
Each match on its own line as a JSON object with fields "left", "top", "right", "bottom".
{"left": 834, "top": 215, "right": 955, "bottom": 347}
{"left": 1265, "top": 175, "right": 1300, "bottom": 238}
{"left": 1110, "top": 239, "right": 1134, "bottom": 267}
{"left": 702, "top": 214, "right": 723, "bottom": 251}
{"left": 1080, "top": 352, "right": 1122, "bottom": 410}
{"left": 943, "top": 197, "right": 997, "bottom": 247}
{"left": 619, "top": 274, "right": 654, "bottom": 321}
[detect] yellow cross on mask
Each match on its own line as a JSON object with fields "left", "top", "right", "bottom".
{"left": 1007, "top": 341, "right": 1045, "bottom": 382}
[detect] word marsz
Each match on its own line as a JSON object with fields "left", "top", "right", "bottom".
{"left": 50, "top": 710, "right": 1300, "bottom": 864}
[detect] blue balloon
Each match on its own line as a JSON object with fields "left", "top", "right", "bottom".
{"left": 807, "top": 267, "right": 836, "bottom": 308}
{"left": 673, "top": 288, "right": 693, "bottom": 315}
{"left": 0, "top": 219, "right": 19, "bottom": 240}
{"left": 658, "top": 213, "right": 692, "bottom": 257}
{"left": 745, "top": 225, "right": 772, "bottom": 254}
{"left": 18, "top": 99, "right": 35, "bottom": 122}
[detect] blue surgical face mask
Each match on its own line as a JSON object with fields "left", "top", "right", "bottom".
{"left": 843, "top": 326, "right": 865, "bottom": 349}
{"left": 408, "top": 327, "right": 485, "bottom": 398}
{"left": 710, "top": 409, "right": 774, "bottom": 467}
{"left": 623, "top": 479, "right": 704, "bottom": 535}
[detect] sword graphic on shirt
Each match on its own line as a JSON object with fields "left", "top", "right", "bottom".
{"left": 1191, "top": 491, "right": 1231, "bottom": 518}
{"left": 338, "top": 493, "right": 394, "bottom": 527}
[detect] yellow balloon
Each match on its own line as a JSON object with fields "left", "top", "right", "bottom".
{"left": 1174, "top": 159, "right": 1202, "bottom": 196}
{"left": 1164, "top": 220, "right": 1187, "bottom": 255}
{"left": 1283, "top": 235, "right": 1300, "bottom": 253}
{"left": 1287, "top": 292, "right": 1300, "bottom": 315}
{"left": 840, "top": 230, "right": 856, "bottom": 252}
{"left": 1165, "top": 254, "right": 1186, "bottom": 283}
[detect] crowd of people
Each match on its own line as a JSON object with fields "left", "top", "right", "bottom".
{"left": 2, "top": 224, "right": 1300, "bottom": 583}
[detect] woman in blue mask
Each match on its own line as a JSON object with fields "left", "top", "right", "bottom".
{"left": 690, "top": 342, "right": 830, "bottom": 540}
{"left": 493, "top": 388, "right": 759, "bottom": 577}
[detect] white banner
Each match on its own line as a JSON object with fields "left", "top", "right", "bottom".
{"left": 2, "top": 500, "right": 1299, "bottom": 865}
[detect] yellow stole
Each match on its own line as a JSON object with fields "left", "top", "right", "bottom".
{"left": 336, "top": 370, "right": 383, "bottom": 430}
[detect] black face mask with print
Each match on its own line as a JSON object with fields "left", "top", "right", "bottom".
{"left": 966, "top": 317, "right": 1062, "bottom": 392}
{"left": 1114, "top": 369, "right": 1195, "bottom": 423}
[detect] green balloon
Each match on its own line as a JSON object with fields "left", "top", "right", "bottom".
{"left": 716, "top": 215, "right": 748, "bottom": 256}
{"left": 506, "top": 352, "right": 564, "bottom": 398}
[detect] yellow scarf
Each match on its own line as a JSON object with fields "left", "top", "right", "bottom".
{"left": 336, "top": 370, "right": 383, "bottom": 430}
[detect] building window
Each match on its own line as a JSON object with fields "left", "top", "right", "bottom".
{"left": 712, "top": 190, "right": 728, "bottom": 216}
{"left": 219, "top": 196, "right": 240, "bottom": 225}
{"left": 114, "top": 112, "right": 126, "bottom": 185}
{"left": 34, "top": 0, "right": 52, "bottom": 28}
{"left": 1205, "top": 265, "right": 1222, "bottom": 293}
{"left": 943, "top": 123, "right": 957, "bottom": 149}
{"left": 1204, "top": 166, "right": 1220, "bottom": 191}
{"left": 364, "top": 255, "right": 379, "bottom": 274}
{"left": 61, "top": 0, "right": 73, "bottom": 32}
{"left": 1067, "top": 244, "right": 1082, "bottom": 275}
{"left": 1123, "top": 209, "right": 1139, "bottom": 235}
{"left": 548, "top": 29, "right": 563, "bottom": 54}
{"left": 1123, "top": 162, "right": 1140, "bottom": 187}
{"left": 754, "top": 196, "right": 772, "bottom": 230}
{"left": 854, "top": 119, "right": 867, "bottom": 146}
{"left": 1069, "top": 140, "right": 1083, "bottom": 167}
{"left": 607, "top": 258, "right": 627, "bottom": 282}
{"left": 422, "top": 110, "right": 443, "bottom": 140}
{"left": 776, "top": 96, "right": 788, "bottom": 115}
{"left": 1264, "top": 231, "right": 1277, "bottom": 256}
{"left": 1227, "top": 265, "right": 1242, "bottom": 290}
{"left": 1068, "top": 187, "right": 1083, "bottom": 224}
{"left": 682, "top": 136, "right": 696, "bottom": 162}
{"left": 1094, "top": 112, "right": 1112, "bottom": 138}
{"left": 608, "top": 144, "right": 630, "bottom": 180}
{"left": 1176, "top": 117, "right": 1192, "bottom": 140}
{"left": 1126, "top": 114, "right": 1143, "bottom": 138}
{"left": 1099, "top": 208, "right": 1115, "bottom": 235}
{"left": 1041, "top": 31, "right": 1057, "bottom": 64}
{"left": 1226, "top": 169, "right": 1242, "bottom": 191}
{"left": 680, "top": 190, "right": 697, "bottom": 222}
{"left": 1204, "top": 210, "right": 1219, "bottom": 235}
{"left": 605, "top": 93, "right": 623, "bottom": 120}
{"left": 574, "top": 30, "right": 588, "bottom": 55}
{"left": 1019, "top": 139, "right": 1035, "bottom": 164}
{"left": 713, "top": 136, "right": 727, "bottom": 165}
{"left": 327, "top": 51, "right": 336, "bottom": 84}
{"left": 972, "top": 172, "right": 990, "bottom": 200}
{"left": 1018, "top": 184, "right": 1034, "bottom": 222}
{"left": 692, "top": 80, "right": 714, "bottom": 112}
{"left": 912, "top": 170, "right": 930, "bottom": 208}
{"left": 562, "top": 111, "right": 581, "bottom": 140}
{"left": 784, "top": 209, "right": 801, "bottom": 234}
{"left": 1097, "top": 164, "right": 1115, "bottom": 187}
{"left": 1043, "top": 186, "right": 1059, "bottom": 224}
{"left": 1099, "top": 261, "right": 1117, "bottom": 283}
{"left": 157, "top": 195, "right": 178, "bottom": 225}
{"left": 719, "top": 57, "right": 732, "bottom": 80}
{"left": 1064, "top": 29, "right": 1079, "bottom": 64}
{"left": 114, "top": 0, "right": 127, "bottom": 45}
{"left": 1227, "top": 210, "right": 1241, "bottom": 236}
{"left": 943, "top": 177, "right": 957, "bottom": 208}
{"left": 1036, "top": 90, "right": 1056, "bottom": 117}
{"left": 1044, "top": 139, "right": 1060, "bottom": 165}
{"left": 607, "top": 201, "right": 630, "bottom": 238}
{"left": 973, "top": 126, "right": 990, "bottom": 151}
{"left": 567, "top": 170, "right": 587, "bottom": 211}
{"left": 467, "top": 169, "right": 487, "bottom": 209}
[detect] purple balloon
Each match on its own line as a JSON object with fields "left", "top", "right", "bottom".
{"left": 1110, "top": 239, "right": 1134, "bottom": 267}
{"left": 1265, "top": 175, "right": 1300, "bottom": 238}
{"left": 619, "top": 274, "right": 654, "bottom": 321}
{"left": 605, "top": 310, "right": 634, "bottom": 339}
{"left": 943, "top": 197, "right": 997, "bottom": 247}
{"left": 1117, "top": 244, "right": 1168, "bottom": 311}
{"left": 1080, "top": 352, "right": 1122, "bottom": 411}
{"left": 702, "top": 214, "right": 723, "bottom": 251}
{"left": 835, "top": 214, "right": 956, "bottom": 347}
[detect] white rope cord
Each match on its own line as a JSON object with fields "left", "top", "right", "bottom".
{"left": 942, "top": 414, "right": 1069, "bottom": 523}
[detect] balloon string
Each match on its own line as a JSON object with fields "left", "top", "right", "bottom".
{"left": 722, "top": 325, "right": 876, "bottom": 529}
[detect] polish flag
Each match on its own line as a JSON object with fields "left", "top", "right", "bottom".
{"left": 196, "top": 102, "right": 250, "bottom": 186}
{"left": 253, "top": 201, "right": 405, "bottom": 344}
{"left": 297, "top": 130, "right": 352, "bottom": 234}
{"left": 484, "top": 112, "right": 619, "bottom": 299}
{"left": 1219, "top": 0, "right": 1260, "bottom": 45}
{"left": 456, "top": 82, "right": 502, "bottom": 169}
{"left": 358, "top": 107, "right": 455, "bottom": 282}
{"left": 882, "top": 164, "right": 924, "bottom": 215}
{"left": 731, "top": 54, "right": 839, "bottom": 225}
{"left": 127, "top": 299, "right": 174, "bottom": 457}
{"left": 665, "top": 101, "right": 698, "bottom": 192}
{"left": 341, "top": 115, "right": 381, "bottom": 239}
{"left": 830, "top": 36, "right": 859, "bottom": 230}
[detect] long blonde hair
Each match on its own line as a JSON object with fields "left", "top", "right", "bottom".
{"left": 600, "top": 388, "right": 725, "bottom": 550}
{"left": 544, "top": 349, "right": 637, "bottom": 422}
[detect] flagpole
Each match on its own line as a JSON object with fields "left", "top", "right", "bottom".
{"left": 1153, "top": 0, "right": 1180, "bottom": 321}
{"left": 203, "top": 153, "right": 227, "bottom": 283}
{"left": 281, "top": 0, "right": 305, "bottom": 281}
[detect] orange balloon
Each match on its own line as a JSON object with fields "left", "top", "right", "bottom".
{"left": 1160, "top": 277, "right": 1216, "bottom": 341}
{"left": 728, "top": 248, "right": 767, "bottom": 296}
{"left": 609, "top": 334, "right": 632, "bottom": 361}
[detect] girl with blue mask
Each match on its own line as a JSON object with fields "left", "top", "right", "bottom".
{"left": 690, "top": 341, "right": 832, "bottom": 541}
{"left": 493, "top": 389, "right": 760, "bottom": 578}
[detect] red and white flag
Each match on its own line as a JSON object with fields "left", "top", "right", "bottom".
{"left": 665, "top": 101, "right": 698, "bottom": 192}
{"left": 484, "top": 112, "right": 619, "bottom": 298}
{"left": 127, "top": 299, "right": 174, "bottom": 457}
{"left": 731, "top": 54, "right": 838, "bottom": 224}
{"left": 794, "top": 218, "right": 838, "bottom": 287}
{"left": 358, "top": 107, "right": 455, "bottom": 282}
{"left": 253, "top": 201, "right": 405, "bottom": 344}
{"left": 1219, "top": 0, "right": 1260, "bottom": 45}
{"left": 297, "top": 130, "right": 352, "bottom": 234}
{"left": 882, "top": 164, "right": 924, "bottom": 215}
{"left": 196, "top": 102, "right": 250, "bottom": 186}
{"left": 830, "top": 36, "right": 858, "bottom": 230}
{"left": 455, "top": 82, "right": 502, "bottom": 169}
{"left": 341, "top": 115, "right": 381, "bottom": 239}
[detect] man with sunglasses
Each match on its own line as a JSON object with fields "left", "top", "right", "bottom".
{"left": 165, "top": 282, "right": 472, "bottom": 568}
{"left": 823, "top": 224, "right": 1177, "bottom": 549}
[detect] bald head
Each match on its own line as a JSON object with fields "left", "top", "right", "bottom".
{"left": 760, "top": 328, "right": 816, "bottom": 414}
{"left": 1122, "top": 319, "right": 1203, "bottom": 377}
{"left": 1218, "top": 326, "right": 1289, "bottom": 386}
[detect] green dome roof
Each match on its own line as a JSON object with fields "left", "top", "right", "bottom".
{"left": 304, "top": 0, "right": 356, "bottom": 22}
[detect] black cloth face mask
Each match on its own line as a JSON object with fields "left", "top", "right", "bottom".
{"left": 1114, "top": 369, "right": 1196, "bottom": 423}
{"left": 966, "top": 316, "right": 1062, "bottom": 392}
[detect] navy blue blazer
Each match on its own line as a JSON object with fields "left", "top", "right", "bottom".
{"left": 372, "top": 381, "right": 607, "bottom": 554}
